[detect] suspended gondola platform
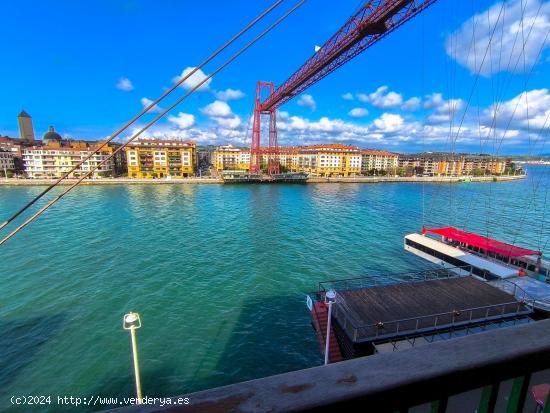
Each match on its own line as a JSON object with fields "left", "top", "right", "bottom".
{"left": 221, "top": 172, "right": 308, "bottom": 184}
{"left": 307, "top": 268, "right": 538, "bottom": 362}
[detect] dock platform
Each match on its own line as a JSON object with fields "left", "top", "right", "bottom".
{"left": 222, "top": 172, "right": 308, "bottom": 183}
{"left": 309, "top": 270, "right": 534, "bottom": 359}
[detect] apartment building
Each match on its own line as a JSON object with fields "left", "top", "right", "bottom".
{"left": 0, "top": 150, "right": 15, "bottom": 173}
{"left": 213, "top": 144, "right": 363, "bottom": 177}
{"left": 398, "top": 153, "right": 510, "bottom": 176}
{"left": 125, "top": 139, "right": 196, "bottom": 178}
{"left": 22, "top": 140, "right": 119, "bottom": 179}
{"left": 212, "top": 145, "right": 250, "bottom": 172}
{"left": 361, "top": 149, "right": 399, "bottom": 174}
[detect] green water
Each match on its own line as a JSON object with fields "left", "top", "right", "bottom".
{"left": 1, "top": 167, "right": 549, "bottom": 412}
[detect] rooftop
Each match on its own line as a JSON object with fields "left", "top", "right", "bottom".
{"left": 127, "top": 139, "right": 196, "bottom": 147}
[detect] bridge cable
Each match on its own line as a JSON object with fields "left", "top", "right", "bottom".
{"left": 0, "top": 0, "right": 306, "bottom": 246}
{"left": 0, "top": 0, "right": 285, "bottom": 233}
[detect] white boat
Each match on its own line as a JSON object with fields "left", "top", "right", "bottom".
{"left": 404, "top": 228, "right": 550, "bottom": 313}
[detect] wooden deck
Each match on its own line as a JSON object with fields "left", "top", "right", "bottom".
{"left": 333, "top": 277, "right": 530, "bottom": 343}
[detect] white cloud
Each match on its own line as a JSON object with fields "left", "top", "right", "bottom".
{"left": 116, "top": 77, "right": 134, "bottom": 91}
{"left": 423, "top": 93, "right": 445, "bottom": 110}
{"left": 348, "top": 107, "right": 369, "bottom": 118}
{"left": 297, "top": 94, "right": 316, "bottom": 111}
{"left": 482, "top": 88, "right": 550, "bottom": 131}
{"left": 446, "top": 0, "right": 550, "bottom": 76}
{"left": 200, "top": 100, "right": 241, "bottom": 130}
{"left": 173, "top": 67, "right": 212, "bottom": 91}
{"left": 359, "top": 86, "right": 403, "bottom": 108}
{"left": 215, "top": 88, "right": 245, "bottom": 101}
{"left": 342, "top": 92, "right": 354, "bottom": 101}
{"left": 402, "top": 97, "right": 421, "bottom": 111}
{"left": 215, "top": 116, "right": 242, "bottom": 129}
{"left": 422, "top": 93, "right": 465, "bottom": 125}
{"left": 125, "top": 86, "right": 550, "bottom": 152}
{"left": 140, "top": 97, "right": 163, "bottom": 113}
{"left": 201, "top": 100, "right": 232, "bottom": 118}
{"left": 168, "top": 112, "right": 195, "bottom": 129}
{"left": 373, "top": 113, "right": 405, "bottom": 133}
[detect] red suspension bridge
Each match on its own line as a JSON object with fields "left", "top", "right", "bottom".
{"left": 249, "top": 0, "right": 438, "bottom": 174}
{"left": 0, "top": 0, "right": 441, "bottom": 244}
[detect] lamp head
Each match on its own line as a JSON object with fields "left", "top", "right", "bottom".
{"left": 123, "top": 312, "right": 141, "bottom": 330}
{"left": 325, "top": 290, "right": 336, "bottom": 304}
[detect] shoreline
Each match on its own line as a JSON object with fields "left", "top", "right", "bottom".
{"left": 0, "top": 174, "right": 526, "bottom": 186}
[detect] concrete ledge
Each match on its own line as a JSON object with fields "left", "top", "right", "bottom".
{"left": 0, "top": 178, "right": 224, "bottom": 185}
{"left": 0, "top": 175, "right": 525, "bottom": 186}
{"left": 106, "top": 319, "right": 550, "bottom": 412}
{"left": 307, "top": 175, "right": 526, "bottom": 184}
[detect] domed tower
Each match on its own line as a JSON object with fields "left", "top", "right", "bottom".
{"left": 42, "top": 126, "right": 63, "bottom": 145}
{"left": 17, "top": 110, "right": 35, "bottom": 142}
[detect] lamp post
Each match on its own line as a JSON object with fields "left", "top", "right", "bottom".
{"left": 123, "top": 312, "right": 143, "bottom": 403}
{"left": 324, "top": 290, "right": 336, "bottom": 365}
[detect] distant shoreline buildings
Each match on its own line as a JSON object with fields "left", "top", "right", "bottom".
{"left": 212, "top": 145, "right": 515, "bottom": 178}
{"left": 0, "top": 112, "right": 125, "bottom": 179}
{"left": 0, "top": 111, "right": 520, "bottom": 179}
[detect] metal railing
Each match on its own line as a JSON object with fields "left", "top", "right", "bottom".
{"left": 350, "top": 300, "right": 533, "bottom": 342}
{"left": 313, "top": 266, "right": 539, "bottom": 343}
{"left": 317, "top": 265, "right": 473, "bottom": 295}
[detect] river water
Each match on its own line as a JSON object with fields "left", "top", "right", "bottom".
{"left": 1, "top": 166, "right": 549, "bottom": 412}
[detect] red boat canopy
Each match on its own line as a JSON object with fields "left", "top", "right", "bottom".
{"left": 422, "top": 227, "right": 542, "bottom": 257}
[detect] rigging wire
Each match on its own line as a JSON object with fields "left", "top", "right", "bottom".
{"left": 0, "top": 0, "right": 285, "bottom": 233}
{"left": 423, "top": 0, "right": 483, "bottom": 229}
{"left": 0, "top": 0, "right": 307, "bottom": 247}
{"left": 462, "top": 0, "right": 535, "bottom": 240}
{"left": 491, "top": 18, "right": 550, "bottom": 252}
{"left": 446, "top": 0, "right": 538, "bottom": 238}
{"left": 421, "top": 3, "right": 426, "bottom": 229}
{"left": 449, "top": 1, "right": 506, "bottom": 148}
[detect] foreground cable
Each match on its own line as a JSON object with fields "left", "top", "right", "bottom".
{"left": 0, "top": 0, "right": 306, "bottom": 246}
{"left": 0, "top": 0, "right": 284, "bottom": 233}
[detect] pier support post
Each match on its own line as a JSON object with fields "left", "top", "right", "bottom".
{"left": 325, "top": 290, "right": 337, "bottom": 365}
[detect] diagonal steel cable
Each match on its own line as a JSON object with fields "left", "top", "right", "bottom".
{"left": 0, "top": 0, "right": 306, "bottom": 246}
{"left": 0, "top": 0, "right": 284, "bottom": 233}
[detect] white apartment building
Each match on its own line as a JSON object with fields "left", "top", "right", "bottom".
{"left": 23, "top": 146, "right": 115, "bottom": 179}
{"left": 361, "top": 150, "right": 399, "bottom": 174}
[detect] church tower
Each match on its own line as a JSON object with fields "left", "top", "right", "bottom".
{"left": 17, "top": 110, "right": 35, "bottom": 142}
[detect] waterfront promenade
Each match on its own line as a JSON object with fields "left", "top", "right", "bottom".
{"left": 0, "top": 174, "right": 526, "bottom": 186}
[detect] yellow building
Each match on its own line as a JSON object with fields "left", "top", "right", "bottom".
{"left": 126, "top": 139, "right": 196, "bottom": 178}
{"left": 398, "top": 153, "right": 510, "bottom": 176}
{"left": 212, "top": 145, "right": 250, "bottom": 172}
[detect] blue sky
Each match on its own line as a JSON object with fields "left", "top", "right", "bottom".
{"left": 1, "top": 0, "right": 550, "bottom": 154}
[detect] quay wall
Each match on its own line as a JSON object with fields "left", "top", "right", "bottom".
{"left": 0, "top": 174, "right": 525, "bottom": 186}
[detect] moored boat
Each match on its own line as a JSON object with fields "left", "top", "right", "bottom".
{"left": 404, "top": 227, "right": 550, "bottom": 313}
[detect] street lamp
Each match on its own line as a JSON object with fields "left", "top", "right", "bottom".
{"left": 324, "top": 290, "right": 336, "bottom": 365}
{"left": 123, "top": 312, "right": 143, "bottom": 403}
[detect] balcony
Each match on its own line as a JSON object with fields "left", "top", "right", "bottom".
{"left": 105, "top": 319, "right": 550, "bottom": 412}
